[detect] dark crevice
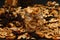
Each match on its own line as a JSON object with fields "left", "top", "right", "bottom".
{"left": 44, "top": 16, "right": 56, "bottom": 21}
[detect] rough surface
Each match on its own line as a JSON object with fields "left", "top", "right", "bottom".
{"left": 0, "top": 1, "right": 60, "bottom": 40}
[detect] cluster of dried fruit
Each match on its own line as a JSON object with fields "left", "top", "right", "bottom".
{"left": 0, "top": 1, "right": 60, "bottom": 40}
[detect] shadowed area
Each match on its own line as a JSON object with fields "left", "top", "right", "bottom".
{"left": 18, "top": 0, "right": 60, "bottom": 8}
{"left": 0, "top": 0, "right": 60, "bottom": 8}
{"left": 0, "top": 0, "right": 5, "bottom": 7}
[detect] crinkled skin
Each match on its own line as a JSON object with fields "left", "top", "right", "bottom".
{"left": 0, "top": 1, "right": 60, "bottom": 40}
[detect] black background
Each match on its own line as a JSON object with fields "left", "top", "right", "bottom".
{"left": 0, "top": 0, "right": 60, "bottom": 7}
{"left": 0, "top": 0, "right": 5, "bottom": 7}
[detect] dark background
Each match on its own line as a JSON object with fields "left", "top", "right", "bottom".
{"left": 0, "top": 0, "right": 60, "bottom": 8}
{"left": 0, "top": 0, "right": 5, "bottom": 7}
{"left": 18, "top": 0, "right": 60, "bottom": 8}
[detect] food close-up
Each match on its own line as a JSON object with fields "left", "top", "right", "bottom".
{"left": 0, "top": 0, "right": 60, "bottom": 40}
